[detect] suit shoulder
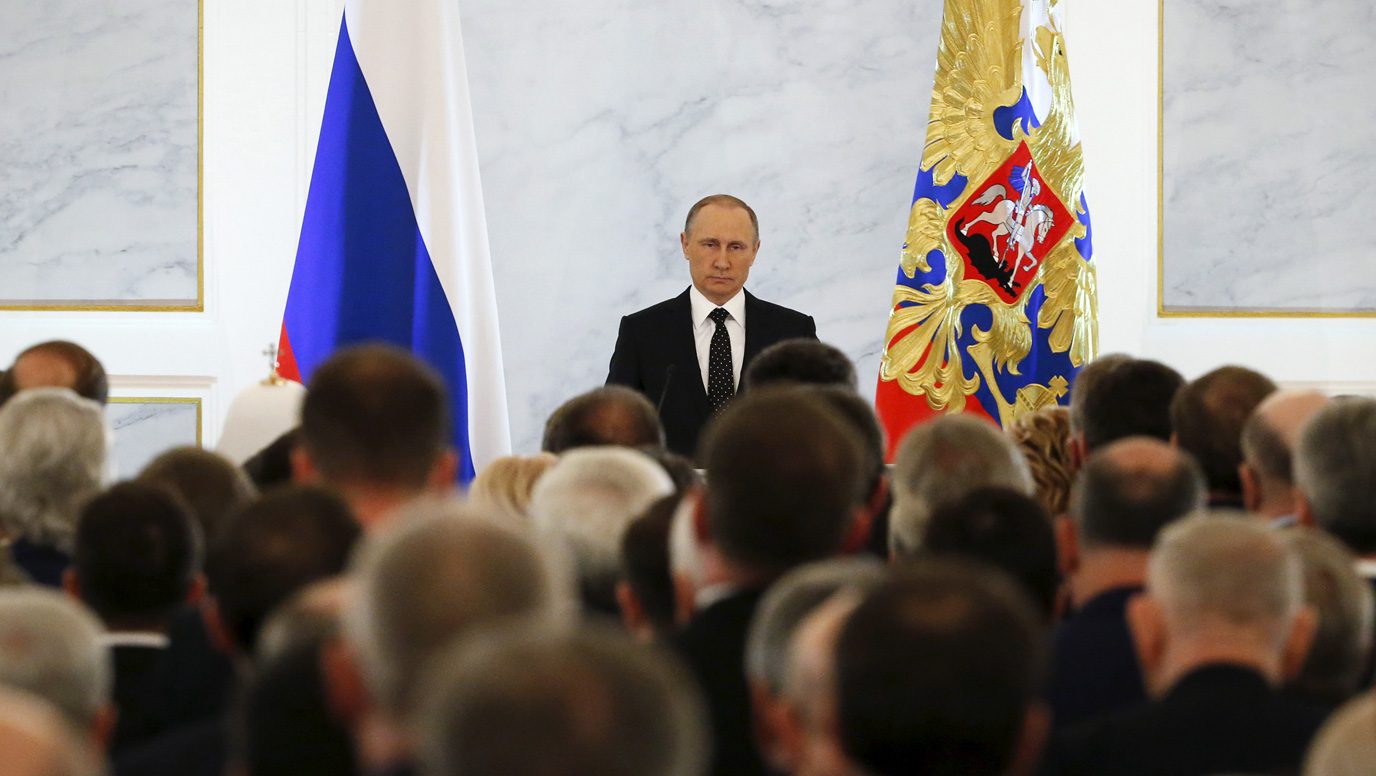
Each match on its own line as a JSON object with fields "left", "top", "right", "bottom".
{"left": 622, "top": 294, "right": 687, "bottom": 326}
{"left": 748, "top": 295, "right": 815, "bottom": 333}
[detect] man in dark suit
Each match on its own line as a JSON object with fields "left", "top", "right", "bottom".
{"left": 607, "top": 194, "right": 817, "bottom": 459}
{"left": 670, "top": 389, "right": 867, "bottom": 776}
{"left": 1049, "top": 518, "right": 1326, "bottom": 776}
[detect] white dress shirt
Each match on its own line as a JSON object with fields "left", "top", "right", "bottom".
{"left": 689, "top": 286, "right": 746, "bottom": 393}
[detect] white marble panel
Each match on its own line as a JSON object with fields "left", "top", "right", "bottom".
{"left": 108, "top": 401, "right": 200, "bottom": 480}
{"left": 1162, "top": 0, "right": 1376, "bottom": 313}
{"left": 460, "top": 0, "right": 943, "bottom": 451}
{"left": 0, "top": 0, "right": 199, "bottom": 305}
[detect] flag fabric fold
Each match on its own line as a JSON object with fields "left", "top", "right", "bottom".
{"left": 875, "top": 0, "right": 1098, "bottom": 458}
{"left": 278, "top": 0, "right": 510, "bottom": 482}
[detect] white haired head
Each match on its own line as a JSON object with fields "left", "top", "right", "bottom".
{"left": 0, "top": 588, "right": 110, "bottom": 731}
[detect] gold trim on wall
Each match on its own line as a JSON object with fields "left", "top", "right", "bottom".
{"left": 1156, "top": 0, "right": 1376, "bottom": 319}
{"left": 0, "top": 0, "right": 205, "bottom": 313}
{"left": 108, "top": 397, "right": 204, "bottom": 447}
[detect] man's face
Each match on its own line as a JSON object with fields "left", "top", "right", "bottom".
{"left": 681, "top": 204, "right": 759, "bottom": 306}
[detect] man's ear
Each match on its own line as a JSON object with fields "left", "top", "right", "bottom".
{"left": 1054, "top": 514, "right": 1080, "bottom": 578}
{"left": 1282, "top": 604, "right": 1319, "bottom": 681}
{"left": 427, "top": 448, "right": 460, "bottom": 491}
{"left": 91, "top": 703, "right": 118, "bottom": 753}
{"left": 321, "top": 635, "right": 370, "bottom": 726}
{"left": 840, "top": 506, "right": 873, "bottom": 556}
{"left": 1239, "top": 463, "right": 1262, "bottom": 513}
{"left": 291, "top": 445, "right": 319, "bottom": 484}
{"left": 615, "top": 582, "right": 650, "bottom": 642}
{"left": 1068, "top": 432, "right": 1088, "bottom": 471}
{"left": 750, "top": 680, "right": 798, "bottom": 774}
{"left": 692, "top": 490, "right": 712, "bottom": 544}
{"left": 1295, "top": 490, "right": 1316, "bottom": 528}
{"left": 680, "top": 232, "right": 690, "bottom": 255}
{"left": 1127, "top": 594, "right": 1167, "bottom": 697}
{"left": 200, "top": 598, "right": 237, "bottom": 658}
{"left": 61, "top": 568, "right": 81, "bottom": 601}
{"left": 1006, "top": 702, "right": 1052, "bottom": 776}
{"left": 184, "top": 573, "right": 208, "bottom": 606}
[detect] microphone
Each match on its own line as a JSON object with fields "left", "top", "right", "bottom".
{"left": 657, "top": 364, "right": 676, "bottom": 414}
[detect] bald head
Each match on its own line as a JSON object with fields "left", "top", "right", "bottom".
{"left": 0, "top": 341, "right": 108, "bottom": 408}
{"left": 1073, "top": 437, "right": 1205, "bottom": 550}
{"left": 1240, "top": 391, "right": 1330, "bottom": 519}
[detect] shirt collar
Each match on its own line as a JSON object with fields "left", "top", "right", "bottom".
{"left": 689, "top": 285, "right": 746, "bottom": 328}
{"left": 99, "top": 632, "right": 171, "bottom": 649}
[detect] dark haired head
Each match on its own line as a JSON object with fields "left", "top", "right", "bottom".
{"left": 1170, "top": 366, "right": 1276, "bottom": 499}
{"left": 619, "top": 496, "right": 678, "bottom": 636}
{"left": 744, "top": 340, "right": 858, "bottom": 391}
{"left": 542, "top": 386, "right": 664, "bottom": 453}
{"left": 1073, "top": 437, "right": 1205, "bottom": 549}
{"left": 74, "top": 482, "right": 202, "bottom": 629}
{"left": 299, "top": 344, "right": 451, "bottom": 489}
{"left": 138, "top": 446, "right": 257, "bottom": 545}
{"left": 1079, "top": 358, "right": 1184, "bottom": 452}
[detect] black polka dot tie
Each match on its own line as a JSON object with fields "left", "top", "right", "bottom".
{"left": 707, "top": 307, "right": 734, "bottom": 413}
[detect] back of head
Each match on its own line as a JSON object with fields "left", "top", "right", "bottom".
{"left": 0, "top": 388, "right": 108, "bottom": 552}
{"left": 807, "top": 386, "right": 886, "bottom": 500}
{"left": 1149, "top": 517, "right": 1302, "bottom": 644}
{"left": 0, "top": 588, "right": 109, "bottom": 730}
{"left": 0, "top": 688, "right": 103, "bottom": 776}
{"left": 1241, "top": 390, "right": 1330, "bottom": 486}
{"left": 700, "top": 388, "right": 865, "bottom": 575}
{"left": 743, "top": 339, "right": 858, "bottom": 391}
{"left": 74, "top": 482, "right": 202, "bottom": 630}
{"left": 207, "top": 485, "right": 361, "bottom": 653}
{"left": 0, "top": 340, "right": 108, "bottom": 407}
{"left": 1281, "top": 528, "right": 1374, "bottom": 704}
{"left": 1170, "top": 366, "right": 1277, "bottom": 497}
{"left": 1295, "top": 397, "right": 1376, "bottom": 554}
{"left": 1304, "top": 693, "right": 1376, "bottom": 776}
{"left": 528, "top": 448, "right": 674, "bottom": 616}
{"left": 468, "top": 453, "right": 558, "bottom": 520}
{"left": 236, "top": 636, "right": 357, "bottom": 776}
{"left": 347, "top": 501, "right": 565, "bottom": 719}
{"left": 541, "top": 386, "right": 665, "bottom": 453}
{"left": 137, "top": 446, "right": 256, "bottom": 545}
{"left": 835, "top": 561, "right": 1046, "bottom": 776}
{"left": 889, "top": 415, "right": 1034, "bottom": 556}
{"left": 1079, "top": 358, "right": 1184, "bottom": 452}
{"left": 745, "top": 557, "right": 887, "bottom": 695}
{"left": 919, "top": 488, "right": 1059, "bottom": 620}
{"left": 1072, "top": 437, "right": 1205, "bottom": 550}
{"left": 1008, "top": 406, "right": 1074, "bottom": 517}
{"left": 619, "top": 496, "right": 680, "bottom": 635}
{"left": 299, "top": 344, "right": 450, "bottom": 490}
{"left": 419, "top": 625, "right": 708, "bottom": 776}
{"left": 1067, "top": 353, "right": 1131, "bottom": 436}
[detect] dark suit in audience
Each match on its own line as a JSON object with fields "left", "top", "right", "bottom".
{"left": 1046, "top": 586, "right": 1144, "bottom": 729}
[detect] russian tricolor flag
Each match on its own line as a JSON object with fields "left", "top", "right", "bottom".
{"left": 278, "top": 0, "right": 510, "bottom": 483}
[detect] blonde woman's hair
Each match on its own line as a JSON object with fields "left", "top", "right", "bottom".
{"left": 1008, "top": 407, "right": 1074, "bottom": 518}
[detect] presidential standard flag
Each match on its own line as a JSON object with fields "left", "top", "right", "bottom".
{"left": 276, "top": 0, "right": 510, "bottom": 482}
{"left": 875, "top": 0, "right": 1098, "bottom": 456}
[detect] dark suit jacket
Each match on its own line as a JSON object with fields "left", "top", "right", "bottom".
{"left": 1046, "top": 586, "right": 1145, "bottom": 730}
{"left": 1048, "top": 664, "right": 1330, "bottom": 776}
{"left": 606, "top": 288, "right": 816, "bottom": 459}
{"left": 670, "top": 588, "right": 769, "bottom": 776}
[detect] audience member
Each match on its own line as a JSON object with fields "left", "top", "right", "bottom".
{"left": 742, "top": 339, "right": 858, "bottom": 391}
{"left": 744, "top": 558, "right": 886, "bottom": 774}
{"left": 0, "top": 388, "right": 107, "bottom": 586}
{"left": 1047, "top": 437, "right": 1204, "bottom": 729}
{"left": 1295, "top": 398, "right": 1376, "bottom": 566}
{"left": 343, "top": 500, "right": 568, "bottom": 775}
{"left": 138, "top": 446, "right": 257, "bottom": 544}
{"left": 418, "top": 625, "right": 708, "bottom": 776}
{"left": 241, "top": 428, "right": 297, "bottom": 491}
{"left": 1282, "top": 528, "right": 1374, "bottom": 707}
{"left": 1304, "top": 693, "right": 1376, "bottom": 776}
{"left": 920, "top": 487, "right": 1060, "bottom": 621}
{"left": 529, "top": 447, "right": 674, "bottom": 617}
{"left": 541, "top": 385, "right": 666, "bottom": 453}
{"left": 255, "top": 577, "right": 352, "bottom": 661}
{"left": 835, "top": 561, "right": 1049, "bottom": 776}
{"left": 671, "top": 388, "right": 866, "bottom": 776}
{"left": 1065, "top": 352, "right": 1131, "bottom": 467}
{"left": 0, "top": 687, "right": 103, "bottom": 776}
{"left": 1170, "top": 365, "right": 1277, "bottom": 508}
{"left": 1052, "top": 518, "right": 1325, "bottom": 776}
{"left": 888, "top": 414, "right": 1033, "bottom": 557}
{"left": 1240, "top": 390, "right": 1330, "bottom": 527}
{"left": 467, "top": 452, "right": 558, "bottom": 521}
{"left": 0, "top": 589, "right": 112, "bottom": 746}
{"left": 640, "top": 446, "right": 704, "bottom": 494}
{"left": 0, "top": 340, "right": 108, "bottom": 407}
{"left": 1008, "top": 406, "right": 1074, "bottom": 517}
{"left": 65, "top": 482, "right": 205, "bottom": 754}
{"left": 1075, "top": 357, "right": 1184, "bottom": 455}
{"left": 294, "top": 344, "right": 457, "bottom": 527}
{"left": 617, "top": 496, "right": 680, "bottom": 640}
{"left": 809, "top": 386, "right": 891, "bottom": 559}
{"left": 779, "top": 590, "right": 866, "bottom": 776}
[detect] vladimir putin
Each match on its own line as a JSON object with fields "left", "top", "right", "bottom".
{"left": 606, "top": 195, "right": 817, "bottom": 458}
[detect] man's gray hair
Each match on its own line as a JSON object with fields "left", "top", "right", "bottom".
{"left": 1149, "top": 517, "right": 1302, "bottom": 644}
{"left": 745, "top": 557, "right": 886, "bottom": 694}
{"left": 1283, "top": 528, "right": 1374, "bottom": 703}
{"left": 529, "top": 448, "right": 674, "bottom": 610}
{"left": 0, "top": 589, "right": 110, "bottom": 730}
{"left": 889, "top": 415, "right": 1034, "bottom": 556}
{"left": 1295, "top": 398, "right": 1376, "bottom": 554}
{"left": 0, "top": 388, "right": 107, "bottom": 552}
{"left": 419, "top": 624, "right": 708, "bottom": 776}
{"left": 345, "top": 499, "right": 569, "bottom": 720}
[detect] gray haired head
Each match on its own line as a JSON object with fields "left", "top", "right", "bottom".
{"left": 0, "top": 588, "right": 110, "bottom": 730}
{"left": 1295, "top": 397, "right": 1376, "bottom": 554}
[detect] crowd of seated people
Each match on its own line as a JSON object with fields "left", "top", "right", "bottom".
{"left": 4, "top": 337, "right": 1376, "bottom": 776}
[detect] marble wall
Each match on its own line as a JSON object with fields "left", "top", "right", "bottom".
{"left": 0, "top": 0, "right": 199, "bottom": 306}
{"left": 460, "top": 0, "right": 943, "bottom": 451}
{"left": 1162, "top": 0, "right": 1376, "bottom": 313}
{"left": 108, "top": 400, "right": 201, "bottom": 479}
